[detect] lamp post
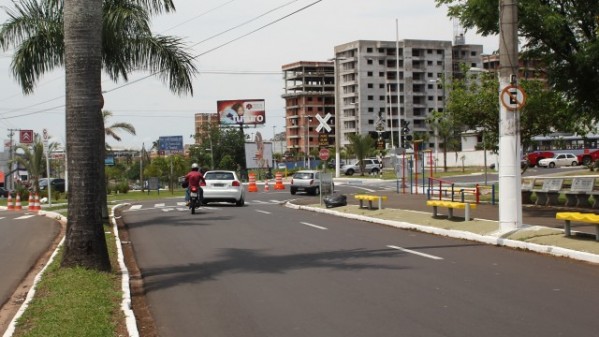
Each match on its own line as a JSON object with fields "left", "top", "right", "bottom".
{"left": 305, "top": 115, "right": 312, "bottom": 169}
{"left": 329, "top": 56, "right": 348, "bottom": 178}
{"left": 429, "top": 78, "right": 440, "bottom": 173}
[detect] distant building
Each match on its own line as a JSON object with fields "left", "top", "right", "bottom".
{"left": 281, "top": 61, "right": 335, "bottom": 156}
{"left": 482, "top": 53, "right": 547, "bottom": 80}
{"left": 193, "top": 112, "right": 220, "bottom": 144}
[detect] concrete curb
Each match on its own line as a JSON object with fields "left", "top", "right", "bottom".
{"left": 2, "top": 211, "right": 66, "bottom": 337}
{"left": 286, "top": 203, "right": 599, "bottom": 265}
{"left": 111, "top": 203, "right": 139, "bottom": 337}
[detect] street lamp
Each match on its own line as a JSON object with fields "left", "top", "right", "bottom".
{"left": 329, "top": 56, "right": 348, "bottom": 178}
{"left": 429, "top": 78, "right": 441, "bottom": 173}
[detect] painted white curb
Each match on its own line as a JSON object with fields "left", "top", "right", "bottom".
{"left": 287, "top": 203, "right": 599, "bottom": 265}
{"left": 3, "top": 206, "right": 139, "bottom": 337}
{"left": 111, "top": 203, "right": 139, "bottom": 337}
{"left": 3, "top": 211, "right": 66, "bottom": 337}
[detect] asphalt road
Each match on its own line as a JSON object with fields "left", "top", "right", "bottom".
{"left": 0, "top": 210, "right": 60, "bottom": 307}
{"left": 122, "top": 189, "right": 599, "bottom": 337}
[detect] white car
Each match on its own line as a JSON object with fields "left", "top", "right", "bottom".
{"left": 290, "top": 170, "right": 334, "bottom": 195}
{"left": 201, "top": 170, "right": 245, "bottom": 206}
{"left": 537, "top": 153, "right": 578, "bottom": 168}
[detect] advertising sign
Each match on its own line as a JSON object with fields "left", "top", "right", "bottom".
{"left": 244, "top": 141, "right": 273, "bottom": 169}
{"left": 217, "top": 99, "right": 266, "bottom": 126}
{"left": 159, "top": 136, "right": 184, "bottom": 155}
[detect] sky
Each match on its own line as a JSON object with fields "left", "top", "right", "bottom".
{"left": 0, "top": 0, "right": 499, "bottom": 151}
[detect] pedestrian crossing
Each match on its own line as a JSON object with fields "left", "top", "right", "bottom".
{"left": 125, "top": 199, "right": 289, "bottom": 212}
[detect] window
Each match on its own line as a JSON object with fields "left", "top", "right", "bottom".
{"left": 367, "top": 59, "right": 373, "bottom": 65}
{"left": 427, "top": 60, "right": 433, "bottom": 65}
{"left": 367, "top": 71, "right": 373, "bottom": 77}
{"left": 471, "top": 63, "right": 477, "bottom": 67}
{"left": 367, "top": 47, "right": 373, "bottom": 53}
{"left": 379, "top": 84, "right": 385, "bottom": 89}
{"left": 380, "top": 96, "right": 385, "bottom": 101}
{"left": 368, "top": 95, "right": 374, "bottom": 101}
{"left": 379, "top": 72, "right": 385, "bottom": 77}
{"left": 368, "top": 107, "right": 374, "bottom": 112}
{"left": 471, "top": 51, "right": 477, "bottom": 56}
{"left": 368, "top": 83, "right": 373, "bottom": 88}
{"left": 368, "top": 120, "right": 374, "bottom": 124}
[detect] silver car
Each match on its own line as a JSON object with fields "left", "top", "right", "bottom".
{"left": 290, "top": 170, "right": 333, "bottom": 195}
{"left": 341, "top": 158, "right": 381, "bottom": 176}
{"left": 201, "top": 170, "right": 245, "bottom": 206}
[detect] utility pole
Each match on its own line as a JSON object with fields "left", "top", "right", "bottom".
{"left": 498, "top": 0, "right": 522, "bottom": 230}
{"left": 7, "top": 129, "right": 20, "bottom": 190}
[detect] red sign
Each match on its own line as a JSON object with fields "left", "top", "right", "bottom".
{"left": 319, "top": 148, "right": 330, "bottom": 161}
{"left": 20, "top": 130, "right": 34, "bottom": 144}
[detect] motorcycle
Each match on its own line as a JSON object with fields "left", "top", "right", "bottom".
{"left": 189, "top": 185, "right": 201, "bottom": 214}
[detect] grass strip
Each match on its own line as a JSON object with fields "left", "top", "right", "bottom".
{"left": 12, "top": 225, "right": 123, "bottom": 337}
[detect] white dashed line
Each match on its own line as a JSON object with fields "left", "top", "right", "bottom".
{"left": 155, "top": 203, "right": 166, "bottom": 208}
{"left": 15, "top": 215, "right": 36, "bottom": 220}
{"left": 387, "top": 245, "right": 444, "bottom": 260}
{"left": 256, "top": 210, "right": 271, "bottom": 214}
{"left": 300, "top": 222, "right": 328, "bottom": 230}
{"left": 129, "top": 205, "right": 142, "bottom": 210}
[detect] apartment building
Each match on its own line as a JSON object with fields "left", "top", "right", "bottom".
{"left": 332, "top": 39, "right": 460, "bottom": 150}
{"left": 193, "top": 112, "right": 220, "bottom": 144}
{"left": 281, "top": 61, "right": 335, "bottom": 156}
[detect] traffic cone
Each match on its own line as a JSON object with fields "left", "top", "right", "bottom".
{"left": 14, "top": 193, "right": 22, "bottom": 211}
{"left": 34, "top": 193, "right": 41, "bottom": 211}
{"left": 274, "top": 172, "right": 285, "bottom": 190}
{"left": 7, "top": 194, "right": 14, "bottom": 210}
{"left": 28, "top": 194, "right": 35, "bottom": 211}
{"left": 264, "top": 179, "right": 269, "bottom": 192}
{"left": 248, "top": 173, "right": 258, "bottom": 192}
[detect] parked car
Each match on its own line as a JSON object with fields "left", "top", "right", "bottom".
{"left": 340, "top": 158, "right": 381, "bottom": 176}
{"left": 290, "top": 170, "right": 334, "bottom": 195}
{"left": 39, "top": 178, "right": 66, "bottom": 192}
{"left": 201, "top": 170, "right": 245, "bottom": 206}
{"left": 327, "top": 159, "right": 346, "bottom": 169}
{"left": 0, "top": 187, "right": 11, "bottom": 198}
{"left": 537, "top": 153, "right": 579, "bottom": 168}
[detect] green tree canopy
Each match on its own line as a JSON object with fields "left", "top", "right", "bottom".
{"left": 435, "top": 0, "right": 599, "bottom": 122}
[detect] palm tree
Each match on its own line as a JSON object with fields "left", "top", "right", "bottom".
{"left": 99, "top": 110, "right": 137, "bottom": 221}
{"left": 104, "top": 110, "right": 136, "bottom": 146}
{"left": 12, "top": 135, "right": 45, "bottom": 194}
{"left": 347, "top": 134, "right": 375, "bottom": 176}
{"left": 60, "top": 0, "right": 111, "bottom": 271}
{"left": 1, "top": 0, "right": 195, "bottom": 271}
{"left": 0, "top": 0, "right": 194, "bottom": 95}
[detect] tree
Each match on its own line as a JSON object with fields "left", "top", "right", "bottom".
{"left": 12, "top": 134, "right": 45, "bottom": 193}
{"left": 445, "top": 68, "right": 573, "bottom": 155}
{"left": 347, "top": 134, "right": 375, "bottom": 176}
{"left": 61, "top": 0, "right": 110, "bottom": 270}
{"left": 1, "top": 0, "right": 196, "bottom": 270}
{"left": 104, "top": 110, "right": 136, "bottom": 145}
{"left": 435, "top": 0, "right": 599, "bottom": 122}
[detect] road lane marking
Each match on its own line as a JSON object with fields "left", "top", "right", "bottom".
{"left": 387, "top": 245, "right": 444, "bottom": 260}
{"left": 155, "top": 203, "right": 166, "bottom": 208}
{"left": 129, "top": 205, "right": 142, "bottom": 210}
{"left": 256, "top": 210, "right": 271, "bottom": 214}
{"left": 300, "top": 222, "right": 328, "bottom": 230}
{"left": 15, "top": 215, "right": 35, "bottom": 220}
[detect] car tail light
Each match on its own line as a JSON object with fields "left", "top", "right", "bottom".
{"left": 232, "top": 181, "right": 240, "bottom": 187}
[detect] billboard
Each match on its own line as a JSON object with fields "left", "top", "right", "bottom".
{"left": 217, "top": 99, "right": 265, "bottom": 126}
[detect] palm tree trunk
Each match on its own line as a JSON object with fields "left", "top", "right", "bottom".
{"left": 61, "top": 0, "right": 110, "bottom": 271}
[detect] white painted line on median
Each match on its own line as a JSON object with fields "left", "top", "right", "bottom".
{"left": 387, "top": 245, "right": 444, "bottom": 260}
{"left": 256, "top": 210, "right": 271, "bottom": 215}
{"left": 155, "top": 203, "right": 166, "bottom": 208}
{"left": 301, "top": 222, "right": 328, "bottom": 230}
{"left": 15, "top": 215, "right": 35, "bottom": 220}
{"left": 129, "top": 205, "right": 142, "bottom": 210}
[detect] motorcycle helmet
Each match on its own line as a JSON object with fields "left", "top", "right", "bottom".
{"left": 191, "top": 163, "right": 199, "bottom": 169}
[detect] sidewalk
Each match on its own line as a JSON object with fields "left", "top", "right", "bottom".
{"left": 287, "top": 189, "right": 599, "bottom": 264}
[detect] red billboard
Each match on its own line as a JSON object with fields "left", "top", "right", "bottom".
{"left": 217, "top": 99, "right": 265, "bottom": 127}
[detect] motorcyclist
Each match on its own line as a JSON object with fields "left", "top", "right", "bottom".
{"left": 184, "top": 163, "right": 205, "bottom": 206}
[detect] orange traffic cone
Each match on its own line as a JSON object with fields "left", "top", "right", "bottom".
{"left": 274, "top": 172, "right": 285, "bottom": 190}
{"left": 6, "top": 193, "right": 14, "bottom": 210}
{"left": 34, "top": 193, "right": 41, "bottom": 211}
{"left": 264, "top": 179, "right": 269, "bottom": 192}
{"left": 14, "top": 193, "right": 22, "bottom": 211}
{"left": 248, "top": 173, "right": 258, "bottom": 192}
{"left": 28, "top": 194, "right": 35, "bottom": 211}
